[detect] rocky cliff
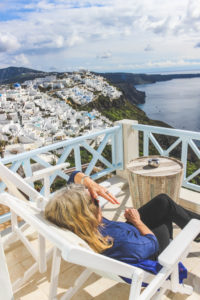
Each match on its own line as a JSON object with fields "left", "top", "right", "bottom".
{"left": 98, "top": 72, "right": 200, "bottom": 105}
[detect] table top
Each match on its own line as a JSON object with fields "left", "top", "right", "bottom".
{"left": 127, "top": 156, "right": 183, "bottom": 177}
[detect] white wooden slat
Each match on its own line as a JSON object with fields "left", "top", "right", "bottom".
{"left": 149, "top": 133, "right": 164, "bottom": 155}
{"left": 0, "top": 235, "right": 14, "bottom": 300}
{"left": 163, "top": 137, "right": 182, "bottom": 156}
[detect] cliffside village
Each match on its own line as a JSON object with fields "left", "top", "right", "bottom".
{"left": 0, "top": 71, "right": 122, "bottom": 159}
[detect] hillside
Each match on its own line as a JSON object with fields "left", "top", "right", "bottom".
{"left": 82, "top": 94, "right": 176, "bottom": 158}
{"left": 82, "top": 94, "right": 170, "bottom": 128}
{"left": 0, "top": 67, "right": 50, "bottom": 84}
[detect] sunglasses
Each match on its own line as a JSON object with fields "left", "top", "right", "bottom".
{"left": 93, "top": 198, "right": 99, "bottom": 207}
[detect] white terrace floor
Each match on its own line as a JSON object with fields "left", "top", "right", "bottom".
{"left": 2, "top": 176, "right": 200, "bottom": 300}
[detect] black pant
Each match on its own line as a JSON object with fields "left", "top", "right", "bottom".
{"left": 138, "top": 193, "right": 200, "bottom": 255}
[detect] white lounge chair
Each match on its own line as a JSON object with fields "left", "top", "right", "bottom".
{"left": 0, "top": 234, "right": 14, "bottom": 300}
{"left": 0, "top": 162, "right": 200, "bottom": 300}
{"left": 0, "top": 161, "right": 120, "bottom": 295}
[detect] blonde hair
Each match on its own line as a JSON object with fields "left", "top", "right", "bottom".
{"left": 45, "top": 184, "right": 113, "bottom": 253}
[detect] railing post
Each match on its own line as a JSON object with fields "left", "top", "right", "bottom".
{"left": 111, "top": 124, "right": 123, "bottom": 170}
{"left": 181, "top": 138, "right": 188, "bottom": 182}
{"left": 115, "top": 119, "right": 139, "bottom": 179}
{"left": 143, "top": 131, "right": 150, "bottom": 156}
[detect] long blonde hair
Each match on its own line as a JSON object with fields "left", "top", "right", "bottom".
{"left": 45, "top": 184, "right": 113, "bottom": 253}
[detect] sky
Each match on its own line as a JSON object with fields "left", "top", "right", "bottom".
{"left": 0, "top": 0, "right": 200, "bottom": 73}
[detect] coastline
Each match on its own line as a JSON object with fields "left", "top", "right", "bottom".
{"left": 135, "top": 77, "right": 200, "bottom": 133}
{"left": 99, "top": 71, "right": 200, "bottom": 105}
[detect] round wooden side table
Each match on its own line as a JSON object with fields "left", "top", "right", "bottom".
{"left": 127, "top": 156, "right": 183, "bottom": 209}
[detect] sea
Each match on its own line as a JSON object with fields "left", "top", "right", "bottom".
{"left": 136, "top": 77, "right": 200, "bottom": 133}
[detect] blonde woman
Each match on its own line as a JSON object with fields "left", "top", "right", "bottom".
{"left": 45, "top": 171, "right": 200, "bottom": 282}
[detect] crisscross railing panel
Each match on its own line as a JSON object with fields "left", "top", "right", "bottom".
{"left": 132, "top": 124, "right": 200, "bottom": 192}
{"left": 83, "top": 134, "right": 111, "bottom": 176}
{"left": 0, "top": 125, "right": 123, "bottom": 224}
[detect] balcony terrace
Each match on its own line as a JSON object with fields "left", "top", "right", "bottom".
{"left": 0, "top": 119, "right": 200, "bottom": 300}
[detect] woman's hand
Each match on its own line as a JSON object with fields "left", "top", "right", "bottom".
{"left": 124, "top": 208, "right": 154, "bottom": 236}
{"left": 87, "top": 179, "right": 120, "bottom": 205}
{"left": 124, "top": 208, "right": 141, "bottom": 225}
{"left": 74, "top": 172, "right": 120, "bottom": 204}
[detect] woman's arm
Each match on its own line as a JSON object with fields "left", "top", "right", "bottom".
{"left": 73, "top": 172, "right": 120, "bottom": 204}
{"left": 124, "top": 208, "right": 154, "bottom": 236}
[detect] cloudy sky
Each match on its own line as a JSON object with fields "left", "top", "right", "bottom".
{"left": 1, "top": 0, "right": 200, "bottom": 73}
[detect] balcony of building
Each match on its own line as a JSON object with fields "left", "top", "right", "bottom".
{"left": 0, "top": 119, "right": 199, "bottom": 300}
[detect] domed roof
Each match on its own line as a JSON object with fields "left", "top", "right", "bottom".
{"left": 87, "top": 113, "right": 95, "bottom": 120}
{"left": 13, "top": 83, "right": 21, "bottom": 88}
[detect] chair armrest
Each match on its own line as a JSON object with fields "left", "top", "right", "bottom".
{"left": 25, "top": 162, "right": 70, "bottom": 182}
{"left": 158, "top": 219, "right": 200, "bottom": 268}
{"left": 64, "top": 245, "right": 143, "bottom": 280}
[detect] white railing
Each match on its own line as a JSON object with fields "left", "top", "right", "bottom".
{"left": 0, "top": 125, "right": 123, "bottom": 224}
{"left": 1, "top": 120, "right": 199, "bottom": 225}
{"left": 132, "top": 124, "right": 200, "bottom": 193}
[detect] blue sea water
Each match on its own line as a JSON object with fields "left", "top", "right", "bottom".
{"left": 136, "top": 77, "right": 200, "bottom": 132}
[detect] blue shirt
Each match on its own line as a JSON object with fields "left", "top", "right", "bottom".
{"left": 100, "top": 217, "right": 159, "bottom": 264}
{"left": 68, "top": 170, "right": 80, "bottom": 184}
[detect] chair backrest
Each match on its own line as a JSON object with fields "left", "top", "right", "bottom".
{"left": 0, "top": 162, "right": 46, "bottom": 209}
{"left": 0, "top": 162, "right": 134, "bottom": 283}
{"left": 0, "top": 234, "right": 14, "bottom": 300}
{"left": 0, "top": 191, "right": 141, "bottom": 283}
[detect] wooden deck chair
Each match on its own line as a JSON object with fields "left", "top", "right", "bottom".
{"left": 0, "top": 234, "right": 14, "bottom": 300}
{"left": 0, "top": 161, "right": 120, "bottom": 294}
{"left": 0, "top": 190, "right": 200, "bottom": 300}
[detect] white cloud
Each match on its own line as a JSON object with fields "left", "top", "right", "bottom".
{"left": 55, "top": 35, "right": 64, "bottom": 48}
{"left": 36, "top": 1, "right": 56, "bottom": 10}
{"left": 0, "top": 33, "right": 20, "bottom": 52}
{"left": 133, "top": 58, "right": 200, "bottom": 70}
{"left": 152, "top": 18, "right": 170, "bottom": 35}
{"left": 0, "top": 0, "right": 200, "bottom": 72}
{"left": 11, "top": 54, "right": 30, "bottom": 67}
{"left": 194, "top": 42, "right": 200, "bottom": 48}
{"left": 144, "top": 44, "right": 153, "bottom": 52}
{"left": 67, "top": 34, "right": 84, "bottom": 47}
{"left": 97, "top": 51, "right": 112, "bottom": 59}
{"left": 187, "top": 0, "right": 200, "bottom": 19}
